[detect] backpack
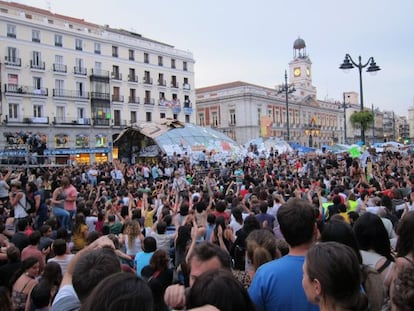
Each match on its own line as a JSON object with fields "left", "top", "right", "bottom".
{"left": 361, "top": 265, "right": 385, "bottom": 311}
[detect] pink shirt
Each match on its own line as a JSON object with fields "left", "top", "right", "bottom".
{"left": 64, "top": 185, "right": 78, "bottom": 211}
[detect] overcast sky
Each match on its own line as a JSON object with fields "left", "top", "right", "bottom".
{"left": 15, "top": 0, "right": 414, "bottom": 116}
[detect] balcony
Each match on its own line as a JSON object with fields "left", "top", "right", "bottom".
{"left": 112, "top": 94, "right": 124, "bottom": 102}
{"left": 144, "top": 98, "right": 155, "bottom": 105}
{"left": 113, "top": 120, "right": 127, "bottom": 128}
{"left": 183, "top": 83, "right": 191, "bottom": 90}
{"left": 5, "top": 115, "right": 49, "bottom": 125}
{"left": 90, "top": 92, "right": 110, "bottom": 100}
{"left": 53, "top": 63, "right": 67, "bottom": 73}
{"left": 170, "top": 81, "right": 178, "bottom": 88}
{"left": 128, "top": 74, "right": 138, "bottom": 82}
{"left": 111, "top": 72, "right": 122, "bottom": 80}
{"left": 128, "top": 96, "right": 140, "bottom": 104}
{"left": 53, "top": 117, "right": 91, "bottom": 126}
{"left": 4, "top": 56, "right": 21, "bottom": 67}
{"left": 74, "top": 66, "right": 87, "bottom": 75}
{"left": 53, "top": 89, "right": 89, "bottom": 99}
{"left": 91, "top": 69, "right": 109, "bottom": 78}
{"left": 4, "top": 84, "right": 48, "bottom": 96}
{"left": 92, "top": 118, "right": 110, "bottom": 126}
{"left": 7, "top": 32, "right": 16, "bottom": 38}
{"left": 143, "top": 77, "right": 153, "bottom": 85}
{"left": 158, "top": 79, "right": 166, "bottom": 87}
{"left": 30, "top": 61, "right": 45, "bottom": 70}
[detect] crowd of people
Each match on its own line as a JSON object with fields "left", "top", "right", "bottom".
{"left": 0, "top": 147, "right": 413, "bottom": 311}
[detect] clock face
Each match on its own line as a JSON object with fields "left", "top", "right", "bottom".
{"left": 306, "top": 68, "right": 310, "bottom": 77}
{"left": 294, "top": 68, "right": 301, "bottom": 77}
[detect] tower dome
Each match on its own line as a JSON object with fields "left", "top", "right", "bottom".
{"left": 293, "top": 37, "right": 306, "bottom": 50}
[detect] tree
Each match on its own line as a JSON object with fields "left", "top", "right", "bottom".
{"left": 350, "top": 110, "right": 374, "bottom": 142}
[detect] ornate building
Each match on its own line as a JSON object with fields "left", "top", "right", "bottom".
{"left": 196, "top": 38, "right": 346, "bottom": 147}
{"left": 0, "top": 1, "right": 195, "bottom": 164}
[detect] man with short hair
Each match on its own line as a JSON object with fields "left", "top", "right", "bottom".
{"left": 248, "top": 198, "right": 319, "bottom": 311}
{"left": 52, "top": 236, "right": 120, "bottom": 311}
{"left": 164, "top": 241, "right": 231, "bottom": 309}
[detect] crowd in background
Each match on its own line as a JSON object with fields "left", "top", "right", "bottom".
{"left": 0, "top": 147, "right": 413, "bottom": 311}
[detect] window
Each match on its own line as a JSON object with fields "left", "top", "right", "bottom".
{"left": 32, "top": 30, "right": 40, "bottom": 42}
{"left": 75, "top": 38, "right": 82, "bottom": 51}
{"left": 77, "top": 107, "right": 84, "bottom": 119}
{"left": 158, "top": 56, "right": 163, "bottom": 66}
{"left": 112, "top": 46, "right": 118, "bottom": 57}
{"left": 55, "top": 79, "right": 64, "bottom": 96}
{"left": 55, "top": 34, "right": 63, "bottom": 47}
{"left": 31, "top": 51, "right": 42, "bottom": 68}
{"left": 185, "top": 115, "right": 190, "bottom": 123}
{"left": 75, "top": 58, "right": 85, "bottom": 74}
{"left": 211, "top": 111, "right": 218, "bottom": 127}
{"left": 146, "top": 112, "right": 152, "bottom": 122}
{"left": 183, "top": 61, "right": 188, "bottom": 71}
{"left": 8, "top": 103, "right": 18, "bottom": 120}
{"left": 129, "top": 88, "right": 136, "bottom": 103}
{"left": 130, "top": 111, "right": 137, "bottom": 124}
{"left": 160, "top": 113, "right": 166, "bottom": 119}
{"left": 144, "top": 53, "right": 149, "bottom": 64}
{"left": 159, "top": 92, "right": 165, "bottom": 100}
{"left": 6, "top": 47, "right": 19, "bottom": 65}
{"left": 171, "top": 76, "right": 177, "bottom": 88}
{"left": 56, "top": 106, "right": 65, "bottom": 122}
{"left": 128, "top": 68, "right": 137, "bottom": 82}
{"left": 114, "top": 110, "right": 121, "bottom": 126}
{"left": 94, "top": 43, "right": 101, "bottom": 54}
{"left": 112, "top": 65, "right": 120, "bottom": 79}
{"left": 129, "top": 49, "right": 134, "bottom": 61}
{"left": 184, "top": 95, "right": 190, "bottom": 107}
{"left": 158, "top": 73, "right": 165, "bottom": 86}
{"left": 198, "top": 113, "right": 205, "bottom": 126}
{"left": 229, "top": 109, "right": 236, "bottom": 125}
{"left": 7, "top": 74, "right": 18, "bottom": 91}
{"left": 144, "top": 71, "right": 151, "bottom": 84}
{"left": 76, "top": 82, "right": 84, "bottom": 97}
{"left": 33, "top": 104, "right": 42, "bottom": 117}
{"left": 33, "top": 77, "right": 42, "bottom": 89}
{"left": 171, "top": 59, "right": 176, "bottom": 69}
{"left": 183, "top": 77, "right": 190, "bottom": 90}
{"left": 7, "top": 24, "right": 16, "bottom": 38}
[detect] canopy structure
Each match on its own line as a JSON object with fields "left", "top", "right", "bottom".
{"left": 114, "top": 121, "right": 244, "bottom": 162}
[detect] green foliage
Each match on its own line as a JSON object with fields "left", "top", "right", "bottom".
{"left": 350, "top": 110, "right": 374, "bottom": 132}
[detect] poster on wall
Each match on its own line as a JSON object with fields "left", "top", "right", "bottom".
{"left": 95, "top": 134, "right": 107, "bottom": 147}
{"left": 75, "top": 134, "right": 89, "bottom": 148}
{"left": 55, "top": 134, "right": 69, "bottom": 148}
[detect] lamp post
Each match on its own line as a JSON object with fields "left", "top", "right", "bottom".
{"left": 372, "top": 104, "right": 375, "bottom": 144}
{"left": 339, "top": 54, "right": 381, "bottom": 145}
{"left": 339, "top": 93, "right": 351, "bottom": 144}
{"left": 277, "top": 70, "right": 295, "bottom": 142}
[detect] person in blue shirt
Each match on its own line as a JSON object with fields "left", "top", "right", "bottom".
{"left": 135, "top": 236, "right": 157, "bottom": 277}
{"left": 248, "top": 198, "right": 319, "bottom": 311}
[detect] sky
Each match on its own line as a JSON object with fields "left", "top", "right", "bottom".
{"left": 14, "top": 0, "right": 414, "bottom": 116}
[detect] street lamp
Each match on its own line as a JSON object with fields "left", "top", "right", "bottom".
{"left": 339, "top": 54, "right": 381, "bottom": 145}
{"left": 339, "top": 93, "right": 351, "bottom": 144}
{"left": 277, "top": 70, "right": 295, "bottom": 142}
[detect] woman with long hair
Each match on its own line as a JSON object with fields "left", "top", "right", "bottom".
{"left": 72, "top": 213, "right": 88, "bottom": 251}
{"left": 10, "top": 257, "right": 40, "bottom": 311}
{"left": 26, "top": 181, "right": 48, "bottom": 229}
{"left": 303, "top": 242, "right": 368, "bottom": 311}
{"left": 353, "top": 212, "right": 395, "bottom": 297}
{"left": 119, "top": 219, "right": 144, "bottom": 259}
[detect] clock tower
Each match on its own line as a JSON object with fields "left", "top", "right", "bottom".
{"left": 289, "top": 37, "right": 316, "bottom": 99}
